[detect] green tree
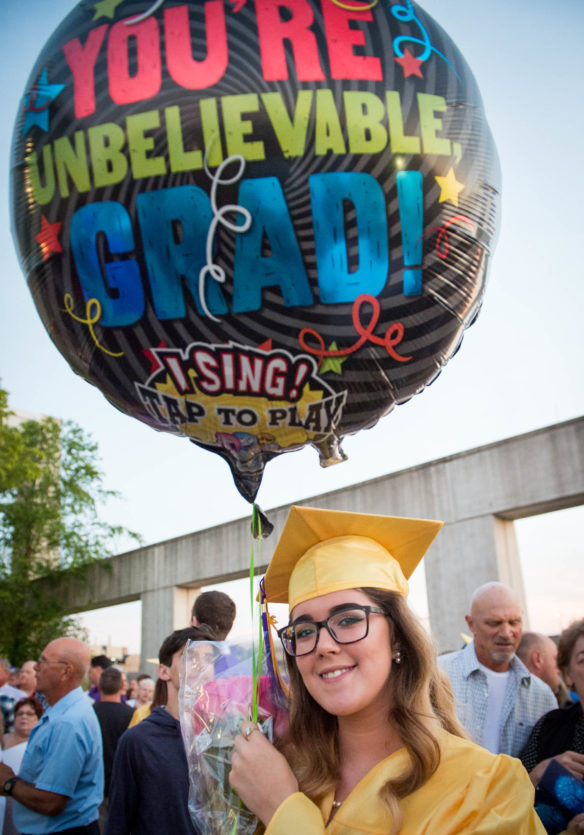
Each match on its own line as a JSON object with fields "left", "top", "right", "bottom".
{"left": 0, "top": 384, "right": 141, "bottom": 664}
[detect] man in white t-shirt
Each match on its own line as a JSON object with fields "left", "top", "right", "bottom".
{"left": 439, "top": 582, "right": 557, "bottom": 756}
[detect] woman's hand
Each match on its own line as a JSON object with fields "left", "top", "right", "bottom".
{"left": 555, "top": 751, "right": 584, "bottom": 780}
{"left": 566, "top": 812, "right": 584, "bottom": 834}
{"left": 529, "top": 751, "right": 584, "bottom": 786}
{"left": 229, "top": 723, "right": 299, "bottom": 826}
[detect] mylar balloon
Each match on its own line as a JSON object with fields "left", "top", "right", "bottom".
{"left": 11, "top": 0, "right": 500, "bottom": 502}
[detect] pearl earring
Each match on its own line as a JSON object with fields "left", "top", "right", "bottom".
{"left": 394, "top": 650, "right": 402, "bottom": 664}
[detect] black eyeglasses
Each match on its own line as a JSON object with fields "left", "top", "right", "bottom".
{"left": 278, "top": 605, "right": 386, "bottom": 657}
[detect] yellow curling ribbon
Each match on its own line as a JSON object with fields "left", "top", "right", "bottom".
{"left": 329, "top": 0, "right": 378, "bottom": 11}
{"left": 266, "top": 613, "right": 279, "bottom": 630}
{"left": 62, "top": 295, "right": 124, "bottom": 358}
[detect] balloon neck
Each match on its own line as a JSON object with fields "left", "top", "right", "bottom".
{"left": 314, "top": 437, "right": 348, "bottom": 468}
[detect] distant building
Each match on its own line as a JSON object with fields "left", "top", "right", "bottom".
{"left": 6, "top": 408, "right": 51, "bottom": 428}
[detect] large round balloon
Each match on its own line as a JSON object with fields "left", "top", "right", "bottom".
{"left": 11, "top": 0, "right": 500, "bottom": 502}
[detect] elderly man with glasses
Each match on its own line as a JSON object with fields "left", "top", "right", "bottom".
{"left": 0, "top": 638, "right": 103, "bottom": 835}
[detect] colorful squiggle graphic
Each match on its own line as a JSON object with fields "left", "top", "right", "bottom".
{"left": 422, "top": 214, "right": 476, "bottom": 260}
{"left": 62, "top": 295, "right": 124, "bottom": 357}
{"left": 299, "top": 294, "right": 412, "bottom": 365}
{"left": 199, "top": 154, "right": 252, "bottom": 322}
{"left": 391, "top": 0, "right": 459, "bottom": 78}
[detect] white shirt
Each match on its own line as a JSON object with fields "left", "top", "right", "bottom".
{"left": 0, "top": 742, "right": 27, "bottom": 832}
{"left": 478, "top": 662, "right": 510, "bottom": 753}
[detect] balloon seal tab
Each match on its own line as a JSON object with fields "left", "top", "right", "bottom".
{"left": 251, "top": 504, "right": 273, "bottom": 539}
{"left": 314, "top": 437, "right": 348, "bottom": 468}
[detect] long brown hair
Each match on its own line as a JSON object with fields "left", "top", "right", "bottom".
{"left": 284, "top": 588, "right": 465, "bottom": 834}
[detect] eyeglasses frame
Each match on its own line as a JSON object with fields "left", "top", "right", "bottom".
{"left": 278, "top": 604, "right": 387, "bottom": 657}
{"left": 36, "top": 657, "right": 69, "bottom": 667}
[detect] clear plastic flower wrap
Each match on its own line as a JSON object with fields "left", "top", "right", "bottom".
{"left": 179, "top": 640, "right": 289, "bottom": 835}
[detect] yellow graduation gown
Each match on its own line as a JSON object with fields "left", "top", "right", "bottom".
{"left": 265, "top": 730, "right": 545, "bottom": 834}
{"left": 128, "top": 702, "right": 151, "bottom": 727}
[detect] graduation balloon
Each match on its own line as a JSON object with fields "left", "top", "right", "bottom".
{"left": 11, "top": 0, "right": 500, "bottom": 502}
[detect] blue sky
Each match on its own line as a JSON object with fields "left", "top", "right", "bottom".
{"left": 1, "top": 0, "right": 582, "bottom": 653}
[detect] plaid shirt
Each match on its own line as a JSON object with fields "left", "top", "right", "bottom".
{"left": 0, "top": 692, "right": 16, "bottom": 734}
{"left": 0, "top": 683, "right": 28, "bottom": 733}
{"left": 439, "top": 641, "right": 557, "bottom": 757}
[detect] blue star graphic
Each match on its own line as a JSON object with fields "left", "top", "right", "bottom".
{"left": 22, "top": 69, "right": 65, "bottom": 136}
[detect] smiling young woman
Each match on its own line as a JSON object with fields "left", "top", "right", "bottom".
{"left": 229, "top": 506, "right": 546, "bottom": 835}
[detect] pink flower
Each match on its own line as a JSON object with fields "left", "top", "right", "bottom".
{"left": 192, "top": 675, "right": 288, "bottom": 739}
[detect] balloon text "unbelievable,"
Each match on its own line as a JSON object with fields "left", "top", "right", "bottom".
{"left": 26, "top": 91, "right": 452, "bottom": 205}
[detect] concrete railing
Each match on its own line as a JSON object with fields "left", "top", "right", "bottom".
{"left": 55, "top": 417, "right": 583, "bottom": 660}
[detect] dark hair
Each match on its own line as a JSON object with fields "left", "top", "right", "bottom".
{"left": 558, "top": 619, "right": 584, "bottom": 673}
{"left": 14, "top": 696, "right": 43, "bottom": 720}
{"left": 157, "top": 625, "right": 216, "bottom": 704}
{"left": 151, "top": 677, "right": 167, "bottom": 710}
{"left": 285, "top": 588, "right": 465, "bottom": 835}
{"left": 135, "top": 673, "right": 151, "bottom": 682}
{"left": 100, "top": 666, "right": 123, "bottom": 696}
{"left": 191, "top": 591, "right": 236, "bottom": 640}
{"left": 158, "top": 625, "right": 215, "bottom": 667}
{"left": 91, "top": 655, "right": 112, "bottom": 669}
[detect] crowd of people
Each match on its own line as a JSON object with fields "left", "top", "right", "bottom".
{"left": 0, "top": 591, "right": 235, "bottom": 835}
{"left": 0, "top": 507, "right": 582, "bottom": 834}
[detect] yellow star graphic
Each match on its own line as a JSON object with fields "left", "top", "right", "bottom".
{"left": 320, "top": 343, "right": 348, "bottom": 375}
{"left": 93, "top": 0, "right": 125, "bottom": 20}
{"left": 435, "top": 167, "right": 465, "bottom": 206}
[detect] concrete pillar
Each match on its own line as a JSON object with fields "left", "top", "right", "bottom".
{"left": 173, "top": 587, "right": 201, "bottom": 629}
{"left": 425, "top": 515, "right": 527, "bottom": 653}
{"left": 140, "top": 586, "right": 201, "bottom": 669}
{"left": 493, "top": 517, "right": 526, "bottom": 604}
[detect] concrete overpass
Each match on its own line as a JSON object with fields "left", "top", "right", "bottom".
{"left": 58, "top": 417, "right": 584, "bottom": 662}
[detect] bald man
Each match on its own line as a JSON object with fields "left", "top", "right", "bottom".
{"left": 517, "top": 631, "right": 573, "bottom": 707}
{"left": 439, "top": 582, "right": 557, "bottom": 757}
{"left": 18, "top": 660, "right": 38, "bottom": 698}
{"left": 0, "top": 638, "right": 103, "bottom": 835}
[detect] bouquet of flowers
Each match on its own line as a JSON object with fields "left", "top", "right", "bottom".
{"left": 179, "top": 640, "right": 289, "bottom": 835}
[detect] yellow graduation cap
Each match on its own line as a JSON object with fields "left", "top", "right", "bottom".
{"left": 263, "top": 506, "right": 443, "bottom": 610}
